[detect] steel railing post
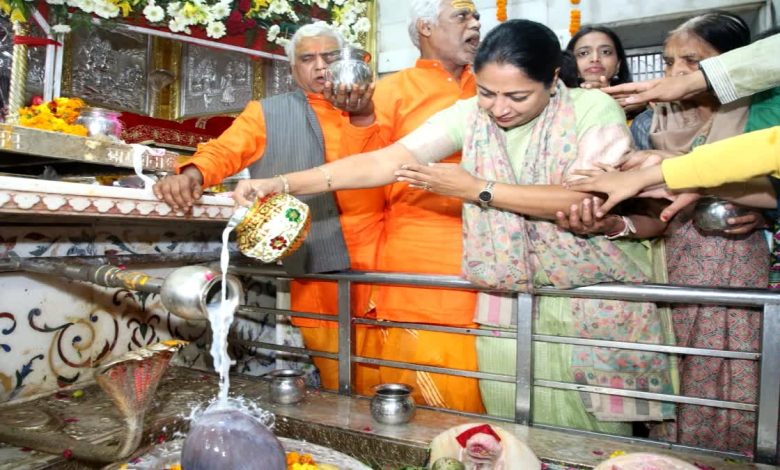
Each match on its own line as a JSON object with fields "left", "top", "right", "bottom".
{"left": 756, "top": 302, "right": 780, "bottom": 464}
{"left": 515, "top": 293, "right": 533, "bottom": 425}
{"left": 337, "top": 280, "right": 352, "bottom": 395}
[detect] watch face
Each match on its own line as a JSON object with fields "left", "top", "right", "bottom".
{"left": 478, "top": 191, "right": 491, "bottom": 203}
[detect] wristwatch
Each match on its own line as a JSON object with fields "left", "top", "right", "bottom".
{"left": 478, "top": 181, "right": 495, "bottom": 209}
{"left": 605, "top": 215, "right": 637, "bottom": 240}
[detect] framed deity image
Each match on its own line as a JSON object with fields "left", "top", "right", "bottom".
{"left": 177, "top": 43, "right": 255, "bottom": 119}
{"left": 65, "top": 26, "right": 151, "bottom": 114}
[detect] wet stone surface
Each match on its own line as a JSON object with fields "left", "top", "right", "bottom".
{"left": 0, "top": 367, "right": 772, "bottom": 470}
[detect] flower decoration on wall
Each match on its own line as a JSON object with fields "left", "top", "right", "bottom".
{"left": 496, "top": 0, "right": 506, "bottom": 22}
{"left": 568, "top": 0, "right": 581, "bottom": 37}
{"left": 0, "top": 0, "right": 371, "bottom": 45}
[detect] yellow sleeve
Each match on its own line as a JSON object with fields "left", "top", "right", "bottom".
{"left": 176, "top": 101, "right": 267, "bottom": 188}
{"left": 662, "top": 127, "right": 780, "bottom": 189}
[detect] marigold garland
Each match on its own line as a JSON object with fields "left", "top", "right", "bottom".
{"left": 568, "top": 0, "right": 581, "bottom": 36}
{"left": 496, "top": 0, "right": 507, "bottom": 22}
{"left": 285, "top": 452, "right": 338, "bottom": 470}
{"left": 17, "top": 97, "right": 88, "bottom": 137}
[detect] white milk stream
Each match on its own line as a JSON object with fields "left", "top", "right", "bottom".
{"left": 206, "top": 225, "right": 238, "bottom": 404}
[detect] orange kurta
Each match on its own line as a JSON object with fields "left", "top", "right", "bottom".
{"left": 363, "top": 60, "right": 483, "bottom": 412}
{"left": 180, "top": 94, "right": 384, "bottom": 390}
{"left": 372, "top": 60, "right": 477, "bottom": 326}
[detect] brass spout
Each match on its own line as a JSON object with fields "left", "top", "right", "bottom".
{"left": 0, "top": 340, "right": 187, "bottom": 463}
{"left": 2, "top": 255, "right": 243, "bottom": 321}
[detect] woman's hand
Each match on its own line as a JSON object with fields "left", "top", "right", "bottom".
{"left": 580, "top": 76, "right": 611, "bottom": 90}
{"left": 601, "top": 72, "right": 708, "bottom": 107}
{"left": 660, "top": 192, "right": 700, "bottom": 222}
{"left": 566, "top": 166, "right": 666, "bottom": 217}
{"left": 554, "top": 198, "right": 625, "bottom": 235}
{"left": 394, "top": 163, "right": 481, "bottom": 200}
{"left": 723, "top": 208, "right": 766, "bottom": 235}
{"left": 232, "top": 177, "right": 284, "bottom": 207}
{"left": 618, "top": 149, "right": 673, "bottom": 171}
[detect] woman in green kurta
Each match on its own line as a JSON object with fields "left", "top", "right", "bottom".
{"left": 232, "top": 20, "right": 677, "bottom": 434}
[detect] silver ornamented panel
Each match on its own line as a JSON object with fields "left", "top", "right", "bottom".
{"left": 264, "top": 58, "right": 296, "bottom": 97}
{"left": 68, "top": 26, "right": 150, "bottom": 114}
{"left": 179, "top": 43, "right": 253, "bottom": 118}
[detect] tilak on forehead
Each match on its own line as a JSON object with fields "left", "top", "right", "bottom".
{"left": 450, "top": 0, "right": 476, "bottom": 12}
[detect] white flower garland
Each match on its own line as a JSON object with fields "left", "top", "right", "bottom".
{"left": 33, "top": 0, "right": 370, "bottom": 44}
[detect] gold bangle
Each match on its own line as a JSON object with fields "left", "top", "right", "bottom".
{"left": 316, "top": 166, "right": 332, "bottom": 189}
{"left": 276, "top": 174, "right": 290, "bottom": 194}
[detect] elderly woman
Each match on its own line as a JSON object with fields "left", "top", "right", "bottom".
{"left": 640, "top": 13, "right": 779, "bottom": 453}
{"left": 234, "top": 19, "right": 676, "bottom": 434}
{"left": 569, "top": 14, "right": 778, "bottom": 452}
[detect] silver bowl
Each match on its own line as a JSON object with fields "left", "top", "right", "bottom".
{"left": 268, "top": 369, "right": 306, "bottom": 404}
{"left": 692, "top": 196, "right": 751, "bottom": 233}
{"left": 370, "top": 383, "right": 415, "bottom": 425}
{"left": 75, "top": 106, "right": 124, "bottom": 140}
{"left": 327, "top": 47, "right": 373, "bottom": 90}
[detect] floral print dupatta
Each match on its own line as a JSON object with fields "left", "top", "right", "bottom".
{"left": 461, "top": 82, "right": 675, "bottom": 421}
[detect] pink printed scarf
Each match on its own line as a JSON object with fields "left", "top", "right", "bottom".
{"left": 461, "top": 82, "right": 675, "bottom": 421}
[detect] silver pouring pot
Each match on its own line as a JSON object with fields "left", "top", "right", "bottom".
{"left": 6, "top": 255, "right": 243, "bottom": 322}
{"left": 161, "top": 265, "right": 243, "bottom": 321}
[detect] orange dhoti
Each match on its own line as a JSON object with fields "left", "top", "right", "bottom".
{"left": 362, "top": 326, "right": 484, "bottom": 413}
{"left": 297, "top": 322, "right": 379, "bottom": 396}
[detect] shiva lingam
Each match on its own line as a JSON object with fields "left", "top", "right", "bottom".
{"left": 1, "top": 254, "right": 243, "bottom": 321}
{"left": 0, "top": 340, "right": 187, "bottom": 463}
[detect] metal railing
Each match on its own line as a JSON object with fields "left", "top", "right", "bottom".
{"left": 229, "top": 265, "right": 780, "bottom": 465}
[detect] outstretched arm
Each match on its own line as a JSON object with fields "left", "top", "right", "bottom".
{"left": 566, "top": 166, "right": 665, "bottom": 216}
{"left": 602, "top": 73, "right": 708, "bottom": 107}
{"left": 395, "top": 162, "right": 595, "bottom": 220}
{"left": 233, "top": 142, "right": 418, "bottom": 206}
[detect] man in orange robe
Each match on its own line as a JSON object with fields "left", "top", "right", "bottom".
{"left": 359, "top": 0, "right": 484, "bottom": 412}
{"left": 153, "top": 24, "right": 382, "bottom": 392}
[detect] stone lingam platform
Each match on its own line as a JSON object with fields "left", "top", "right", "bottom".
{"left": 0, "top": 367, "right": 774, "bottom": 470}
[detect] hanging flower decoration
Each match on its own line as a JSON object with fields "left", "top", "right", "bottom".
{"left": 0, "top": 0, "right": 371, "bottom": 46}
{"left": 496, "top": 0, "right": 506, "bottom": 22}
{"left": 568, "top": 0, "right": 581, "bottom": 37}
